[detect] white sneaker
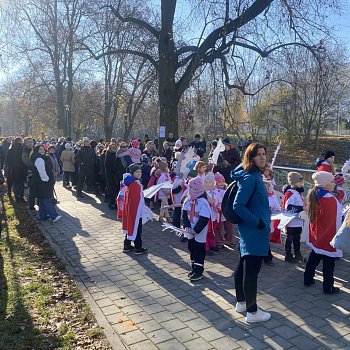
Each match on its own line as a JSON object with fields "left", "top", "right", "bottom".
{"left": 235, "top": 302, "right": 246, "bottom": 313}
{"left": 52, "top": 215, "right": 62, "bottom": 223}
{"left": 245, "top": 308, "right": 271, "bottom": 323}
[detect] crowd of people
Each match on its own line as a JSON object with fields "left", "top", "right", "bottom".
{"left": 0, "top": 133, "right": 346, "bottom": 323}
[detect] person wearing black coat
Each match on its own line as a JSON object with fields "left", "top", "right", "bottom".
{"left": 30, "top": 145, "right": 61, "bottom": 222}
{"left": 104, "top": 144, "right": 119, "bottom": 209}
{"left": 75, "top": 139, "right": 99, "bottom": 198}
{"left": 6, "top": 137, "right": 27, "bottom": 202}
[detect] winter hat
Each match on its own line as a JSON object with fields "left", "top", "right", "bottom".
{"left": 312, "top": 171, "right": 334, "bottom": 187}
{"left": 204, "top": 172, "right": 215, "bottom": 183}
{"left": 322, "top": 150, "right": 335, "bottom": 160}
{"left": 175, "top": 139, "right": 182, "bottom": 149}
{"left": 211, "top": 140, "right": 218, "bottom": 147}
{"left": 287, "top": 172, "right": 303, "bottom": 186}
{"left": 65, "top": 143, "right": 72, "bottom": 150}
{"left": 222, "top": 137, "right": 230, "bottom": 145}
{"left": 131, "top": 139, "right": 140, "bottom": 148}
{"left": 158, "top": 160, "right": 168, "bottom": 171}
{"left": 66, "top": 137, "right": 72, "bottom": 142}
{"left": 189, "top": 176, "right": 204, "bottom": 199}
{"left": 128, "top": 163, "right": 141, "bottom": 176}
{"left": 334, "top": 174, "right": 344, "bottom": 186}
{"left": 214, "top": 172, "right": 225, "bottom": 183}
{"left": 187, "top": 169, "right": 198, "bottom": 178}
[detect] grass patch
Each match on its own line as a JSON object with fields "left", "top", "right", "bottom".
{"left": 0, "top": 197, "right": 111, "bottom": 350}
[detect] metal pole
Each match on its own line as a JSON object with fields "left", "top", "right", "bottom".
{"left": 65, "top": 105, "right": 70, "bottom": 137}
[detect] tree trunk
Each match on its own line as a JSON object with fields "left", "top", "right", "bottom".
{"left": 105, "top": 125, "right": 113, "bottom": 141}
{"left": 158, "top": 0, "right": 178, "bottom": 140}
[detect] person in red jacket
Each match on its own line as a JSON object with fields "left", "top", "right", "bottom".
{"left": 122, "top": 163, "right": 148, "bottom": 255}
{"left": 304, "top": 171, "right": 342, "bottom": 294}
{"left": 316, "top": 150, "right": 335, "bottom": 174}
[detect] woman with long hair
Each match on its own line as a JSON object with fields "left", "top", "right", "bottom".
{"left": 304, "top": 171, "right": 342, "bottom": 294}
{"left": 231, "top": 143, "right": 271, "bottom": 323}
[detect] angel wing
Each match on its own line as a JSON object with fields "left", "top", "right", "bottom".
{"left": 210, "top": 139, "right": 225, "bottom": 165}
{"left": 341, "top": 160, "right": 350, "bottom": 179}
{"left": 180, "top": 147, "right": 200, "bottom": 179}
{"left": 143, "top": 182, "right": 173, "bottom": 199}
{"left": 142, "top": 205, "right": 155, "bottom": 224}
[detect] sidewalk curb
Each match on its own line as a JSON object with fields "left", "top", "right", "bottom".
{"left": 39, "top": 223, "right": 128, "bottom": 350}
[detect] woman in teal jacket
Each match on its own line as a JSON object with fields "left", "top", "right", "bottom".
{"left": 231, "top": 143, "right": 271, "bottom": 323}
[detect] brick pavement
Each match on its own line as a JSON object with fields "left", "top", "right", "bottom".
{"left": 38, "top": 183, "right": 350, "bottom": 350}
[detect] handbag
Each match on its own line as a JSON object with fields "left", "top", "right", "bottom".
{"left": 330, "top": 220, "right": 350, "bottom": 254}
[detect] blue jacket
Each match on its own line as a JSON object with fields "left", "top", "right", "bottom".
{"left": 231, "top": 164, "right": 270, "bottom": 257}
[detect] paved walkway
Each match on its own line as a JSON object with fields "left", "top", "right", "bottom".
{"left": 38, "top": 183, "right": 350, "bottom": 350}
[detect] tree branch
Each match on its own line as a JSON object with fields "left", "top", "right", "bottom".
{"left": 80, "top": 43, "right": 158, "bottom": 70}
{"left": 105, "top": 3, "right": 160, "bottom": 39}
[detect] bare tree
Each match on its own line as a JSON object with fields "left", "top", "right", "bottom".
{"left": 84, "top": 0, "right": 339, "bottom": 139}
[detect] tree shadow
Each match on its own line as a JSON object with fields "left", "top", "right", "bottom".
{"left": 0, "top": 199, "right": 62, "bottom": 349}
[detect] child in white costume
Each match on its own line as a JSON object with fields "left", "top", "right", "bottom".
{"left": 213, "top": 172, "right": 235, "bottom": 248}
{"left": 182, "top": 176, "right": 211, "bottom": 282}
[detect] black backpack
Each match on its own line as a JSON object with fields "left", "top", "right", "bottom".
{"left": 222, "top": 178, "right": 255, "bottom": 224}
{"left": 221, "top": 181, "right": 242, "bottom": 224}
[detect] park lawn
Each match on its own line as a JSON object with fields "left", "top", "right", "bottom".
{"left": 0, "top": 197, "right": 111, "bottom": 350}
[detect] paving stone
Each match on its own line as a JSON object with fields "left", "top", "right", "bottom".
{"left": 174, "top": 309, "right": 198, "bottom": 322}
{"left": 95, "top": 298, "right": 114, "bottom": 308}
{"left": 119, "top": 329, "right": 148, "bottom": 345}
{"left": 273, "top": 325, "right": 299, "bottom": 340}
{"left": 209, "top": 337, "right": 240, "bottom": 350}
{"left": 236, "top": 336, "right": 269, "bottom": 350}
{"left": 263, "top": 335, "right": 293, "bottom": 350}
{"left": 172, "top": 327, "right": 199, "bottom": 343}
{"left": 161, "top": 318, "right": 187, "bottom": 332}
{"left": 138, "top": 319, "right": 163, "bottom": 333}
{"left": 164, "top": 302, "right": 188, "bottom": 313}
{"left": 289, "top": 335, "right": 320, "bottom": 349}
{"left": 143, "top": 303, "right": 166, "bottom": 314}
{"left": 129, "top": 340, "right": 158, "bottom": 350}
{"left": 152, "top": 310, "right": 176, "bottom": 322}
{"left": 157, "top": 338, "right": 186, "bottom": 350}
{"left": 148, "top": 328, "right": 174, "bottom": 345}
{"left": 183, "top": 337, "right": 214, "bottom": 350}
{"left": 197, "top": 327, "right": 225, "bottom": 342}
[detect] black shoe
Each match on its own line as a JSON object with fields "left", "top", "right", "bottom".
{"left": 77, "top": 192, "right": 84, "bottom": 198}
{"left": 294, "top": 253, "right": 306, "bottom": 263}
{"left": 264, "top": 260, "right": 274, "bottom": 266}
{"left": 187, "top": 270, "right": 195, "bottom": 278}
{"left": 323, "top": 287, "right": 340, "bottom": 295}
{"left": 304, "top": 279, "right": 315, "bottom": 286}
{"left": 123, "top": 246, "right": 136, "bottom": 253}
{"left": 285, "top": 255, "right": 296, "bottom": 263}
{"left": 135, "top": 248, "right": 148, "bottom": 255}
{"left": 190, "top": 272, "right": 203, "bottom": 282}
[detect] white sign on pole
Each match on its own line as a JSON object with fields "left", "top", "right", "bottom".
{"left": 159, "top": 126, "right": 166, "bottom": 138}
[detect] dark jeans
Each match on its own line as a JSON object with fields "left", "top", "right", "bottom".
{"left": 63, "top": 171, "right": 75, "bottom": 186}
{"left": 188, "top": 239, "right": 206, "bottom": 274}
{"left": 124, "top": 219, "right": 142, "bottom": 249}
{"left": 39, "top": 198, "right": 59, "bottom": 220}
{"left": 105, "top": 175, "right": 118, "bottom": 206}
{"left": 13, "top": 180, "right": 25, "bottom": 201}
{"left": 304, "top": 250, "right": 337, "bottom": 292}
{"left": 77, "top": 175, "right": 99, "bottom": 195}
{"left": 285, "top": 227, "right": 302, "bottom": 256}
{"left": 234, "top": 254, "right": 263, "bottom": 312}
{"left": 172, "top": 207, "right": 181, "bottom": 228}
